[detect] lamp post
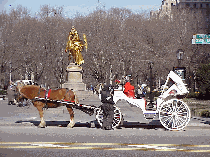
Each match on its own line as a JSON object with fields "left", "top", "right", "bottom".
{"left": 176, "top": 49, "right": 184, "bottom": 66}
{"left": 9, "top": 60, "right": 11, "bottom": 84}
{"left": 148, "top": 61, "right": 154, "bottom": 108}
{"left": 174, "top": 49, "right": 186, "bottom": 81}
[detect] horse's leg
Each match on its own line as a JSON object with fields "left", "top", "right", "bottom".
{"left": 66, "top": 106, "right": 75, "bottom": 128}
{"left": 34, "top": 101, "right": 46, "bottom": 128}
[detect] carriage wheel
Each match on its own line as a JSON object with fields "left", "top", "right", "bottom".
{"left": 159, "top": 99, "right": 191, "bottom": 131}
{"left": 96, "top": 106, "right": 122, "bottom": 129}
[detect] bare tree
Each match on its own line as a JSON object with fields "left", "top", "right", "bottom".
{"left": 0, "top": 4, "right": 208, "bottom": 90}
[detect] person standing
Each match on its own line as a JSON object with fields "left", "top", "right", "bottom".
{"left": 7, "top": 84, "right": 15, "bottom": 105}
{"left": 100, "top": 84, "right": 115, "bottom": 130}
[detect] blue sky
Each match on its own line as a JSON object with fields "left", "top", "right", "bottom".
{"left": 0, "top": 0, "right": 161, "bottom": 17}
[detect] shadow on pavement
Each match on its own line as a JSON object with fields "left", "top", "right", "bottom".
{"left": 192, "top": 117, "right": 210, "bottom": 126}
{"left": 121, "top": 120, "right": 165, "bottom": 129}
{"left": 15, "top": 120, "right": 165, "bottom": 130}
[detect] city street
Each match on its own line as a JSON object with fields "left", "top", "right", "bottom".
{"left": 0, "top": 94, "right": 210, "bottom": 156}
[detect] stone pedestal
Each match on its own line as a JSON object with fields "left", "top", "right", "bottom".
{"left": 62, "top": 63, "right": 86, "bottom": 91}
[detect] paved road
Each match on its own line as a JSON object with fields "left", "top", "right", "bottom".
{"left": 0, "top": 95, "right": 210, "bottom": 157}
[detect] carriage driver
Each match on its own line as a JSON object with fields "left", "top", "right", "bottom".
{"left": 100, "top": 84, "right": 115, "bottom": 130}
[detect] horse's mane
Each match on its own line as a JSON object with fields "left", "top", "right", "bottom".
{"left": 22, "top": 85, "right": 44, "bottom": 90}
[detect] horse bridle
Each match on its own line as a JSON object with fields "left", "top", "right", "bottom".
{"left": 14, "top": 84, "right": 31, "bottom": 104}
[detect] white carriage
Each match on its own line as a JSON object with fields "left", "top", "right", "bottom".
{"left": 95, "top": 71, "right": 191, "bottom": 131}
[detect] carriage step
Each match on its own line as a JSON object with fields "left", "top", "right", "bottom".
{"left": 143, "top": 113, "right": 157, "bottom": 120}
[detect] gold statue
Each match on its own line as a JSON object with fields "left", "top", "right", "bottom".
{"left": 65, "top": 26, "right": 88, "bottom": 65}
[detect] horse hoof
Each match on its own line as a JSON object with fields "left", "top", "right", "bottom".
{"left": 38, "top": 123, "right": 46, "bottom": 128}
{"left": 38, "top": 125, "right": 45, "bottom": 128}
{"left": 67, "top": 123, "right": 75, "bottom": 128}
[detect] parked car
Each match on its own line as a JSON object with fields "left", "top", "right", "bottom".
{"left": 14, "top": 80, "right": 34, "bottom": 85}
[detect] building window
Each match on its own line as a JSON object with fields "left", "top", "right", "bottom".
{"left": 207, "top": 4, "right": 209, "bottom": 8}
{"left": 200, "top": 4, "right": 203, "bottom": 8}
{"left": 193, "top": 3, "right": 196, "bottom": 8}
{"left": 171, "top": 3, "right": 173, "bottom": 6}
{"left": 166, "top": 3, "right": 168, "bottom": 5}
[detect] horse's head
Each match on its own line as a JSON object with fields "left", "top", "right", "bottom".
{"left": 15, "top": 82, "right": 24, "bottom": 92}
{"left": 13, "top": 82, "right": 30, "bottom": 106}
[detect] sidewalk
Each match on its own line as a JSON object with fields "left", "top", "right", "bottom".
{"left": 184, "top": 98, "right": 210, "bottom": 117}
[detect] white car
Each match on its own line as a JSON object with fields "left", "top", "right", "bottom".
{"left": 14, "top": 80, "right": 34, "bottom": 85}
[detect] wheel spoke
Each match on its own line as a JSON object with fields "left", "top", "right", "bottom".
{"left": 176, "top": 116, "right": 186, "bottom": 125}
{"left": 174, "top": 115, "right": 181, "bottom": 128}
{"left": 160, "top": 111, "right": 172, "bottom": 116}
{"left": 177, "top": 112, "right": 188, "bottom": 116}
{"left": 176, "top": 102, "right": 183, "bottom": 112}
{"left": 177, "top": 107, "right": 187, "bottom": 113}
{"left": 167, "top": 116, "right": 173, "bottom": 128}
{"left": 112, "top": 121, "right": 117, "bottom": 125}
{"left": 173, "top": 100, "right": 178, "bottom": 112}
{"left": 161, "top": 115, "right": 172, "bottom": 118}
{"left": 172, "top": 117, "right": 176, "bottom": 128}
{"left": 162, "top": 115, "right": 172, "bottom": 126}
{"left": 176, "top": 103, "right": 186, "bottom": 113}
{"left": 162, "top": 103, "right": 173, "bottom": 113}
{"left": 175, "top": 116, "right": 181, "bottom": 126}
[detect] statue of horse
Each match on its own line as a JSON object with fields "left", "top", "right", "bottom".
{"left": 65, "top": 26, "right": 87, "bottom": 65}
{"left": 16, "top": 85, "right": 78, "bottom": 128}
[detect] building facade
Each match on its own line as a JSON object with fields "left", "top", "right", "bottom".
{"left": 179, "top": 0, "right": 210, "bottom": 9}
{"left": 151, "top": 0, "right": 210, "bottom": 19}
{"left": 150, "top": 0, "right": 210, "bottom": 30}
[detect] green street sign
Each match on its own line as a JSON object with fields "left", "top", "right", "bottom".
{"left": 192, "top": 34, "right": 210, "bottom": 44}
{"left": 196, "top": 39, "right": 204, "bottom": 43}
{"left": 206, "top": 38, "right": 210, "bottom": 44}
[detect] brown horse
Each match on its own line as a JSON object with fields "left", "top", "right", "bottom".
{"left": 16, "top": 85, "right": 78, "bottom": 128}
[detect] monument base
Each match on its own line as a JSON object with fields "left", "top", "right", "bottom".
{"left": 62, "top": 63, "right": 92, "bottom": 100}
{"left": 62, "top": 82, "right": 86, "bottom": 91}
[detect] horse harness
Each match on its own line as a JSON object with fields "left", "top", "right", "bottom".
{"left": 36, "top": 87, "right": 74, "bottom": 109}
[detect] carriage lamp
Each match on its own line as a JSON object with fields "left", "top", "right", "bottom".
{"left": 148, "top": 61, "right": 154, "bottom": 69}
{"left": 176, "top": 49, "right": 184, "bottom": 66}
